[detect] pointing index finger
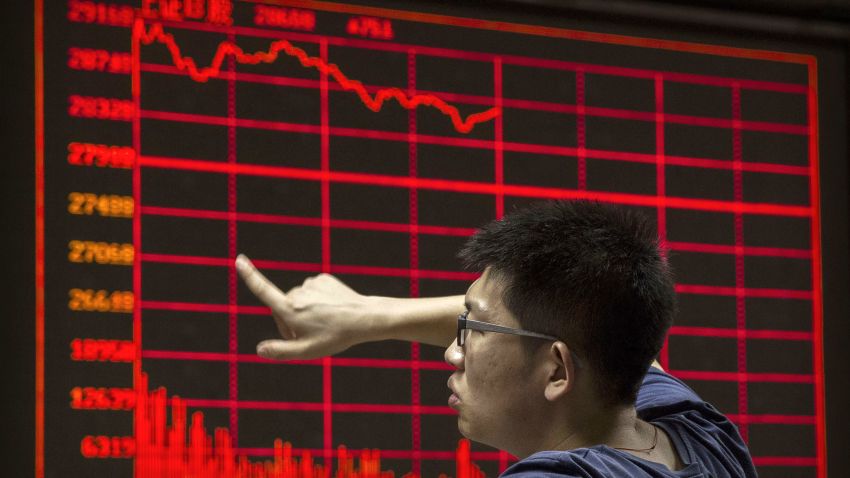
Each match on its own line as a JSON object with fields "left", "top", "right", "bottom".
{"left": 235, "top": 254, "right": 287, "bottom": 307}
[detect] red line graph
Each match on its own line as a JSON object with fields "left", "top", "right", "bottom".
{"left": 134, "top": 374, "right": 484, "bottom": 478}
{"left": 33, "top": 0, "right": 822, "bottom": 476}
{"left": 133, "top": 20, "right": 500, "bottom": 134}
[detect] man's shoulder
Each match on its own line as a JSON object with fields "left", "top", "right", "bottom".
{"left": 499, "top": 447, "right": 686, "bottom": 478}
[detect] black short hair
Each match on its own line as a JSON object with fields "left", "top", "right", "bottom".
{"left": 458, "top": 200, "right": 675, "bottom": 405}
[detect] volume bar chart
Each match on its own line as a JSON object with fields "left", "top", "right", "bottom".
{"left": 35, "top": 1, "right": 824, "bottom": 477}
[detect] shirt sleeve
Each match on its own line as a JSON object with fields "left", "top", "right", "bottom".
{"left": 636, "top": 367, "right": 704, "bottom": 417}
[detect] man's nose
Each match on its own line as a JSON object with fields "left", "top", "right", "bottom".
{"left": 444, "top": 340, "right": 464, "bottom": 370}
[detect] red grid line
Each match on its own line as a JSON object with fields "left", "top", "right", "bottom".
{"left": 407, "top": 48, "right": 423, "bottom": 476}
{"left": 140, "top": 253, "right": 814, "bottom": 293}
{"left": 576, "top": 69, "right": 586, "bottom": 190}
{"left": 669, "top": 326, "right": 812, "bottom": 341}
{"left": 667, "top": 241, "right": 811, "bottom": 259}
{"left": 137, "top": 155, "right": 812, "bottom": 217}
{"left": 33, "top": 0, "right": 45, "bottom": 475}
{"left": 732, "top": 84, "right": 749, "bottom": 442}
{"left": 318, "top": 38, "right": 334, "bottom": 467}
{"left": 670, "top": 370, "right": 814, "bottom": 383}
{"left": 675, "top": 284, "right": 812, "bottom": 300}
{"left": 141, "top": 349, "right": 453, "bottom": 370}
{"left": 139, "top": 109, "right": 810, "bottom": 177}
{"left": 656, "top": 75, "right": 669, "bottom": 368}
{"left": 165, "top": 397, "right": 815, "bottom": 426}
{"left": 141, "top": 350, "right": 811, "bottom": 384}
{"left": 807, "top": 57, "right": 827, "bottom": 478}
{"left": 226, "top": 30, "right": 239, "bottom": 446}
{"left": 130, "top": 11, "right": 145, "bottom": 474}
{"left": 753, "top": 457, "right": 818, "bottom": 467}
{"left": 494, "top": 58, "right": 505, "bottom": 218}
{"left": 727, "top": 414, "right": 816, "bottom": 425}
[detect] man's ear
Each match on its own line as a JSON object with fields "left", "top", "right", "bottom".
{"left": 543, "top": 341, "right": 577, "bottom": 402}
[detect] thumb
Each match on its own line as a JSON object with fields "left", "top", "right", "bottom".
{"left": 257, "top": 339, "right": 310, "bottom": 360}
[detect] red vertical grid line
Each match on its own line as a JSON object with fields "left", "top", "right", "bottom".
{"left": 33, "top": 0, "right": 45, "bottom": 475}
{"left": 132, "top": 15, "right": 144, "bottom": 437}
{"left": 655, "top": 75, "right": 669, "bottom": 369}
{"left": 731, "top": 84, "right": 748, "bottom": 443}
{"left": 805, "top": 57, "right": 826, "bottom": 478}
{"left": 493, "top": 56, "right": 509, "bottom": 473}
{"left": 494, "top": 57, "right": 504, "bottom": 218}
{"left": 319, "top": 38, "right": 333, "bottom": 467}
{"left": 227, "top": 31, "right": 239, "bottom": 446}
{"left": 407, "top": 48, "right": 423, "bottom": 477}
{"left": 576, "top": 69, "right": 586, "bottom": 191}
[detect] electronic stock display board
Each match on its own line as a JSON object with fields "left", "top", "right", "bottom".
{"left": 33, "top": 0, "right": 826, "bottom": 477}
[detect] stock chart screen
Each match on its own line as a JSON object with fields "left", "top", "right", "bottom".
{"left": 34, "top": 0, "right": 824, "bottom": 476}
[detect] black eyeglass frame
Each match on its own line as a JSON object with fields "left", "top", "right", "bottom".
{"left": 456, "top": 310, "right": 561, "bottom": 347}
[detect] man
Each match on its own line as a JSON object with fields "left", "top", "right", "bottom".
{"left": 235, "top": 200, "right": 756, "bottom": 477}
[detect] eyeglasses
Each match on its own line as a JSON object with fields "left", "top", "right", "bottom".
{"left": 456, "top": 310, "right": 560, "bottom": 347}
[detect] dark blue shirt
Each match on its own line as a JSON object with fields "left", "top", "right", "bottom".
{"left": 500, "top": 368, "right": 756, "bottom": 477}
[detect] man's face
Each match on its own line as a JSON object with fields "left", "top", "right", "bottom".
{"left": 444, "top": 268, "right": 543, "bottom": 453}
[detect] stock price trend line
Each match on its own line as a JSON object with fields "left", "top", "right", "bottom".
{"left": 132, "top": 20, "right": 501, "bottom": 134}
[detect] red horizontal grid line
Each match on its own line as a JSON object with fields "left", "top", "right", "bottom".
{"left": 233, "top": 447, "right": 504, "bottom": 461}
{"left": 670, "top": 370, "right": 814, "bottom": 383}
{"left": 141, "top": 252, "right": 476, "bottom": 281}
{"left": 140, "top": 109, "right": 809, "bottom": 177}
{"left": 141, "top": 62, "right": 808, "bottom": 136}
{"left": 138, "top": 155, "right": 812, "bottom": 218}
{"left": 663, "top": 156, "right": 808, "bottom": 176}
{"left": 172, "top": 397, "right": 815, "bottom": 425}
{"left": 141, "top": 205, "right": 476, "bottom": 236}
{"left": 141, "top": 349, "right": 453, "bottom": 370}
{"left": 669, "top": 326, "right": 812, "bottom": 341}
{"left": 154, "top": 13, "right": 811, "bottom": 89}
{"left": 675, "top": 284, "right": 812, "bottom": 300}
{"left": 175, "top": 398, "right": 455, "bottom": 415}
{"left": 142, "top": 109, "right": 323, "bottom": 134}
{"left": 753, "top": 456, "right": 818, "bottom": 467}
{"left": 727, "top": 414, "right": 816, "bottom": 425}
{"left": 667, "top": 241, "right": 812, "bottom": 259}
{"left": 142, "top": 300, "right": 268, "bottom": 315}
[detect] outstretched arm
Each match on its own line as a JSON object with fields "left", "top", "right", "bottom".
{"left": 235, "top": 254, "right": 462, "bottom": 360}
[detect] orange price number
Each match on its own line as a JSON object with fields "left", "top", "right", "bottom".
{"left": 68, "top": 289, "right": 134, "bottom": 313}
{"left": 68, "top": 192, "right": 134, "bottom": 218}
{"left": 68, "top": 240, "right": 134, "bottom": 266}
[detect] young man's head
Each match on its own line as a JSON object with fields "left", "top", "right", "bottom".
{"left": 445, "top": 200, "right": 675, "bottom": 455}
